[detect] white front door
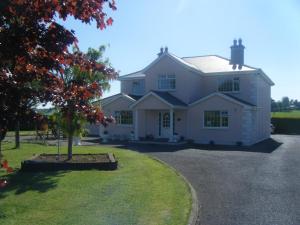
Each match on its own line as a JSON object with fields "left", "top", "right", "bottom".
{"left": 159, "top": 111, "right": 171, "bottom": 138}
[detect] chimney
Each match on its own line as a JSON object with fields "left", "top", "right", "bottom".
{"left": 164, "top": 46, "right": 168, "bottom": 53}
{"left": 157, "top": 47, "right": 164, "bottom": 57}
{"left": 229, "top": 38, "right": 245, "bottom": 70}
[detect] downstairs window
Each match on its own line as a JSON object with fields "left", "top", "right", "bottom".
{"left": 204, "top": 111, "right": 228, "bottom": 128}
{"left": 114, "top": 111, "right": 133, "bottom": 125}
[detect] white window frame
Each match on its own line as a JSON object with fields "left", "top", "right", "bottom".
{"left": 218, "top": 77, "right": 240, "bottom": 93}
{"left": 114, "top": 111, "right": 133, "bottom": 126}
{"left": 203, "top": 110, "right": 229, "bottom": 128}
{"left": 158, "top": 74, "right": 176, "bottom": 90}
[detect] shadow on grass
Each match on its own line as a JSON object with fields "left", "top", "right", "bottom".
{"left": 112, "top": 138, "right": 282, "bottom": 154}
{"left": 0, "top": 170, "right": 66, "bottom": 199}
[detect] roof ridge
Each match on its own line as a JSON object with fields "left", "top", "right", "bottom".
{"left": 182, "top": 54, "right": 222, "bottom": 59}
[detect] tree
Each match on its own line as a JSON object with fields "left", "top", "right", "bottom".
{"left": 53, "top": 47, "right": 116, "bottom": 159}
{"left": 282, "top": 96, "right": 290, "bottom": 111}
{"left": 0, "top": 0, "right": 117, "bottom": 148}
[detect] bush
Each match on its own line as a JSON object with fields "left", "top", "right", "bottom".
{"left": 271, "top": 118, "right": 300, "bottom": 134}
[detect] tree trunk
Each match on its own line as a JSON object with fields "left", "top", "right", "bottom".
{"left": 67, "top": 107, "right": 74, "bottom": 160}
{"left": 15, "top": 119, "right": 20, "bottom": 149}
{"left": 67, "top": 135, "right": 73, "bottom": 160}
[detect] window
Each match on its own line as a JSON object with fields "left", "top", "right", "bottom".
{"left": 218, "top": 77, "right": 239, "bottom": 92}
{"left": 132, "top": 80, "right": 145, "bottom": 95}
{"left": 204, "top": 111, "right": 228, "bottom": 128}
{"left": 158, "top": 74, "right": 176, "bottom": 90}
{"left": 162, "top": 113, "right": 170, "bottom": 128}
{"left": 114, "top": 111, "right": 133, "bottom": 125}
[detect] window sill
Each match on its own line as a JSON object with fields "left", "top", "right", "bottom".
{"left": 203, "top": 127, "right": 229, "bottom": 129}
{"left": 115, "top": 124, "right": 133, "bottom": 127}
{"left": 219, "top": 91, "right": 240, "bottom": 94}
{"left": 157, "top": 89, "right": 176, "bottom": 92}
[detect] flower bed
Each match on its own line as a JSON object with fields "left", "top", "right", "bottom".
{"left": 21, "top": 153, "right": 117, "bottom": 171}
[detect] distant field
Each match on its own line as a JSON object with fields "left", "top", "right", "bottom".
{"left": 272, "top": 110, "right": 300, "bottom": 119}
{"left": 6, "top": 130, "right": 36, "bottom": 137}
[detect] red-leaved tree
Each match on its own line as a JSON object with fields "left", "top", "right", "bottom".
{"left": 0, "top": 0, "right": 117, "bottom": 149}
{"left": 53, "top": 47, "right": 117, "bottom": 159}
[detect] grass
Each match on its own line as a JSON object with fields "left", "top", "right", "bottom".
{"left": 272, "top": 110, "right": 300, "bottom": 118}
{"left": 0, "top": 142, "right": 191, "bottom": 225}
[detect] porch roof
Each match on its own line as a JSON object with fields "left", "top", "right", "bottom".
{"left": 130, "top": 90, "right": 188, "bottom": 109}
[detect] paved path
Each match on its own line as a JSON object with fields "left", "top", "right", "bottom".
{"left": 130, "top": 135, "right": 300, "bottom": 225}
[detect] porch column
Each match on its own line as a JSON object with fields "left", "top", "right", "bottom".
{"left": 169, "top": 108, "right": 174, "bottom": 142}
{"left": 134, "top": 109, "right": 139, "bottom": 140}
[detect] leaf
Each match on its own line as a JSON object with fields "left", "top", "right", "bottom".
{"left": 106, "top": 17, "right": 113, "bottom": 26}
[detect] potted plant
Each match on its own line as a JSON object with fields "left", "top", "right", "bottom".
{"left": 173, "top": 132, "right": 179, "bottom": 142}
{"left": 102, "top": 130, "right": 109, "bottom": 143}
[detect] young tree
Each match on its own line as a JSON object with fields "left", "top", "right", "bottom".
{"left": 0, "top": 0, "right": 117, "bottom": 148}
{"left": 53, "top": 47, "right": 117, "bottom": 159}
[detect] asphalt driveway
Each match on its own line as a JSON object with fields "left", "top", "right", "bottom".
{"left": 128, "top": 135, "right": 300, "bottom": 225}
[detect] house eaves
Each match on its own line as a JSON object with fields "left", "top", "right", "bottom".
{"left": 98, "top": 93, "right": 137, "bottom": 107}
{"left": 130, "top": 91, "right": 187, "bottom": 109}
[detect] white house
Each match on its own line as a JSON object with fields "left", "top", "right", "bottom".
{"left": 90, "top": 39, "right": 274, "bottom": 146}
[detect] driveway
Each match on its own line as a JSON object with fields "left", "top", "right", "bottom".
{"left": 127, "top": 135, "right": 300, "bottom": 225}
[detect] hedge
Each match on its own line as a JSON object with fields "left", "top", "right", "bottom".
{"left": 271, "top": 118, "right": 300, "bottom": 134}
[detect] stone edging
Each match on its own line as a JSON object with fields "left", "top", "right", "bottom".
{"left": 148, "top": 156, "right": 199, "bottom": 225}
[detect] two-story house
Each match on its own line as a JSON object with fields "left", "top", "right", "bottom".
{"left": 91, "top": 39, "right": 274, "bottom": 146}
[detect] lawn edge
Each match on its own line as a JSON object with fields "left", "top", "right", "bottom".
{"left": 148, "top": 155, "right": 199, "bottom": 225}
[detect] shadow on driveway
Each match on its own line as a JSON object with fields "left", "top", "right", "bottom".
{"left": 96, "top": 138, "right": 283, "bottom": 154}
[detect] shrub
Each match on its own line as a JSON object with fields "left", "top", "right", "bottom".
{"left": 271, "top": 118, "right": 300, "bottom": 134}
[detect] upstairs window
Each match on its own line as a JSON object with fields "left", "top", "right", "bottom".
{"left": 114, "top": 111, "right": 133, "bottom": 125}
{"left": 218, "top": 77, "right": 240, "bottom": 92}
{"left": 132, "top": 80, "right": 145, "bottom": 95}
{"left": 204, "top": 111, "right": 229, "bottom": 128}
{"left": 158, "top": 74, "right": 176, "bottom": 90}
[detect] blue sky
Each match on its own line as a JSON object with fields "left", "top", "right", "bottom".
{"left": 62, "top": 0, "right": 300, "bottom": 101}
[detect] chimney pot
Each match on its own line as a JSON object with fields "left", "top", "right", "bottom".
{"left": 238, "top": 38, "right": 243, "bottom": 46}
{"left": 165, "top": 46, "right": 168, "bottom": 53}
{"left": 157, "top": 47, "right": 164, "bottom": 57}
{"left": 233, "top": 39, "right": 237, "bottom": 46}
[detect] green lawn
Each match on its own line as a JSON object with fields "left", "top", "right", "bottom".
{"left": 0, "top": 142, "right": 191, "bottom": 225}
{"left": 272, "top": 110, "right": 300, "bottom": 118}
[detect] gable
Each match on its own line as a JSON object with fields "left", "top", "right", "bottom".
{"left": 143, "top": 53, "right": 200, "bottom": 76}
{"left": 190, "top": 93, "right": 254, "bottom": 108}
{"left": 131, "top": 93, "right": 170, "bottom": 110}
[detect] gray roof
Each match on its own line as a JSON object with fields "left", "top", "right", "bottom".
{"left": 152, "top": 91, "right": 187, "bottom": 107}
{"left": 182, "top": 55, "right": 256, "bottom": 73}
{"left": 118, "top": 70, "right": 145, "bottom": 80}
{"left": 93, "top": 93, "right": 139, "bottom": 106}
{"left": 118, "top": 53, "right": 258, "bottom": 81}
{"left": 223, "top": 93, "right": 256, "bottom": 106}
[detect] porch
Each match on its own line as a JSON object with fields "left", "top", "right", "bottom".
{"left": 130, "top": 91, "right": 188, "bottom": 142}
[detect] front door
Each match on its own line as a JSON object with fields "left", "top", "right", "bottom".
{"left": 159, "top": 111, "right": 171, "bottom": 138}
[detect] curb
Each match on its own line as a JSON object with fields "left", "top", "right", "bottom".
{"left": 148, "top": 156, "right": 199, "bottom": 225}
